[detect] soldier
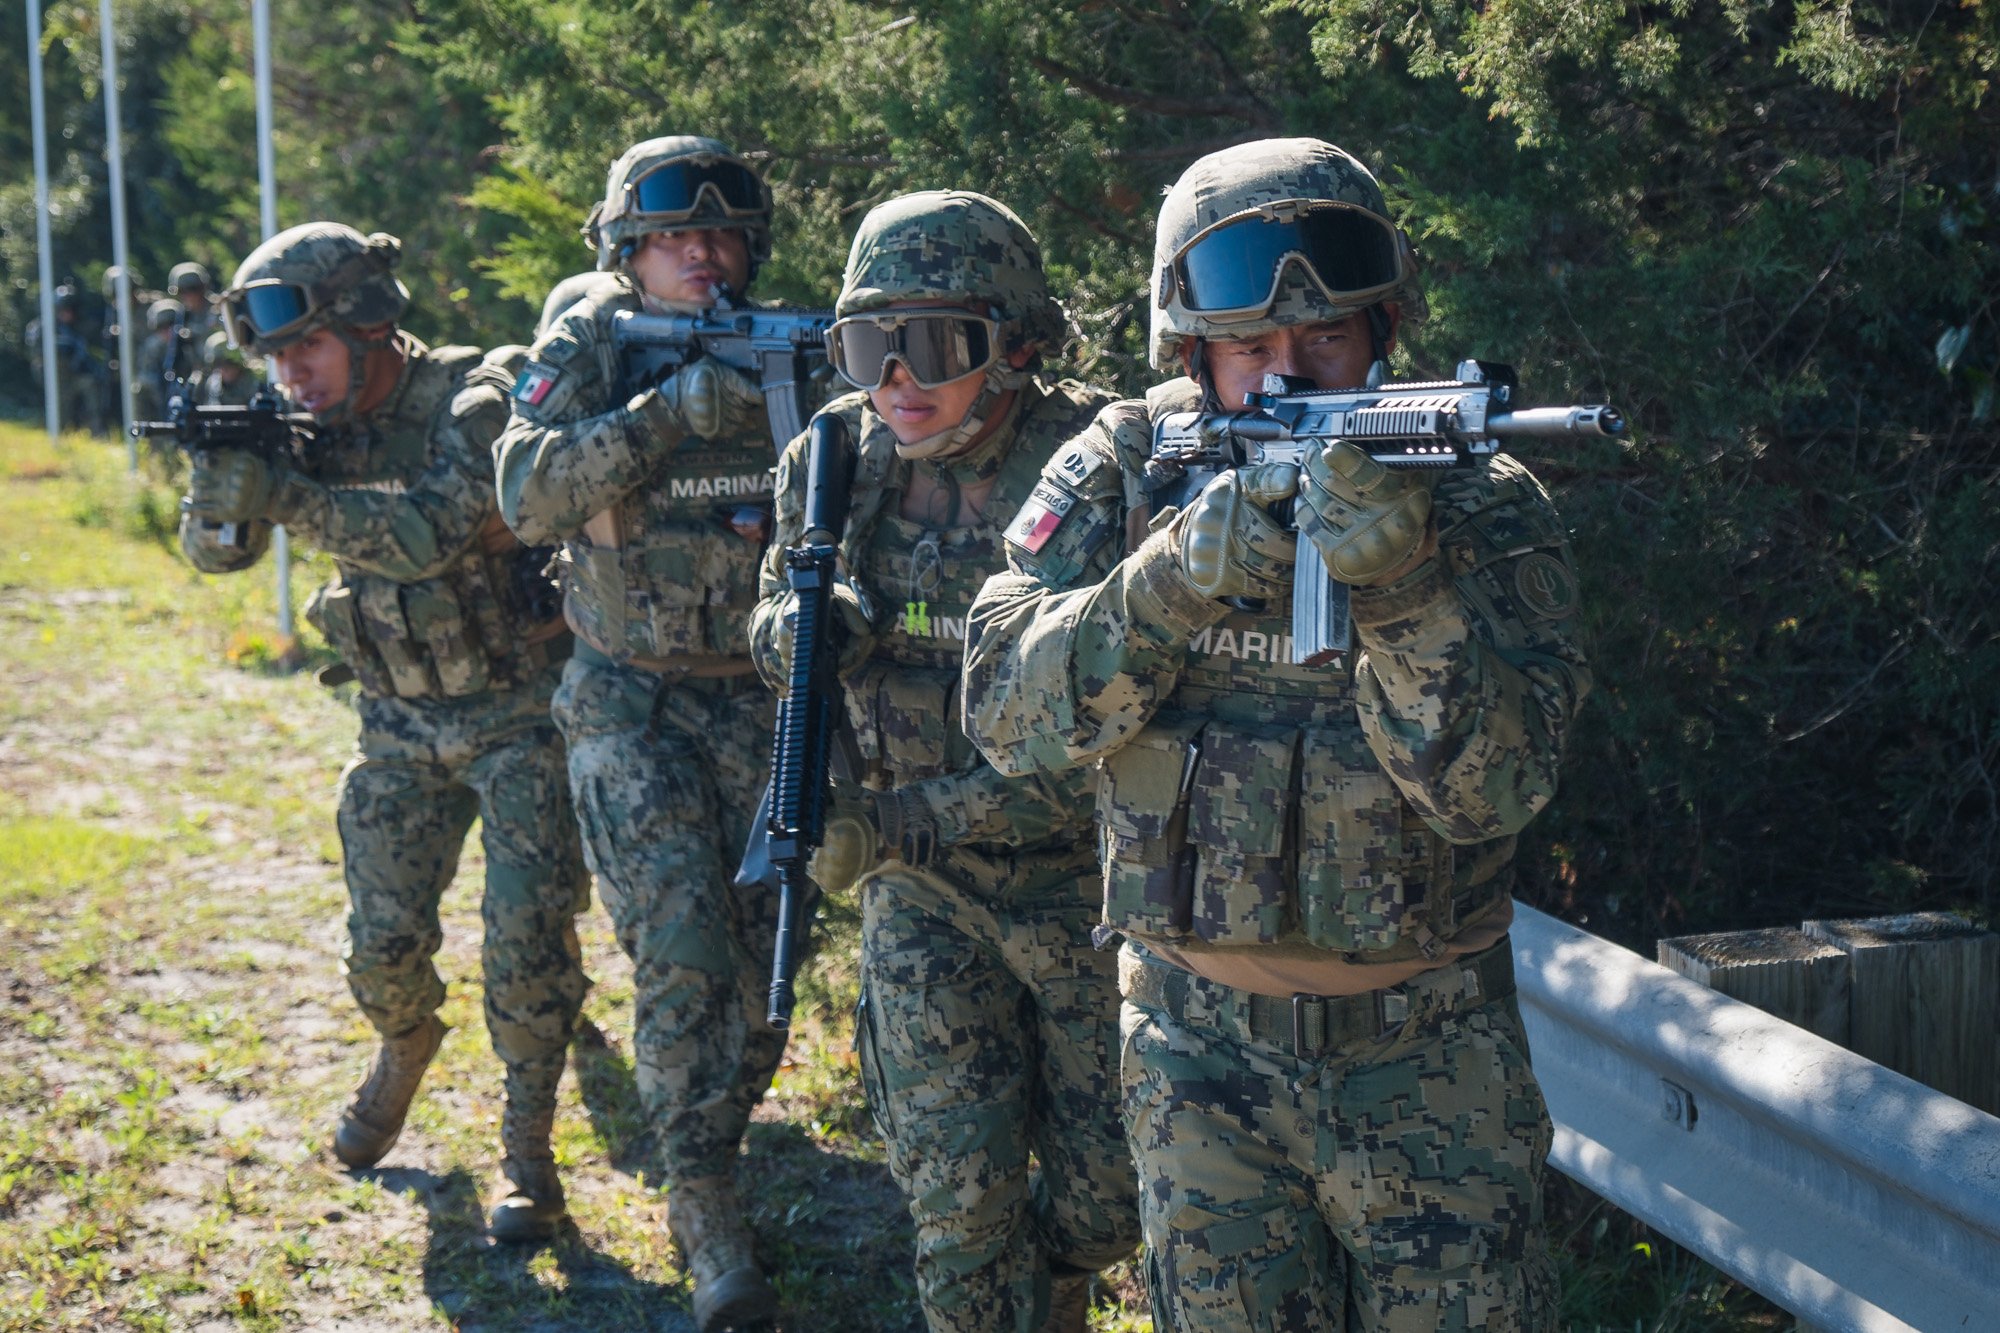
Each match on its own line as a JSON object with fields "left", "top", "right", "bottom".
{"left": 494, "top": 135, "right": 789, "bottom": 1330}
{"left": 25, "top": 283, "right": 110, "bottom": 435}
{"left": 169, "top": 260, "right": 219, "bottom": 339}
{"left": 964, "top": 138, "right": 1590, "bottom": 1330}
{"left": 182, "top": 223, "right": 590, "bottom": 1241}
{"left": 747, "top": 192, "right": 1140, "bottom": 1333}
{"left": 537, "top": 271, "right": 623, "bottom": 339}
{"left": 200, "top": 329, "right": 260, "bottom": 406}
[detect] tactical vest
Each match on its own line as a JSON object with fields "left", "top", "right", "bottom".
{"left": 557, "top": 290, "right": 776, "bottom": 672}
{"left": 302, "top": 345, "right": 566, "bottom": 700}
{"left": 1094, "top": 384, "right": 1515, "bottom": 964}
{"left": 834, "top": 382, "right": 1108, "bottom": 888}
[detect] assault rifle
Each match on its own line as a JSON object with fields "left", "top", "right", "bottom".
{"left": 761, "top": 413, "right": 858, "bottom": 1030}
{"left": 612, "top": 290, "right": 836, "bottom": 454}
{"left": 1150, "top": 360, "right": 1625, "bottom": 666}
{"left": 134, "top": 378, "right": 313, "bottom": 552}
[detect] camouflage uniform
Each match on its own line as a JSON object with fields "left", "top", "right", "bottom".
{"left": 494, "top": 139, "right": 788, "bottom": 1200}
{"left": 200, "top": 330, "right": 260, "bottom": 407}
{"left": 186, "top": 225, "right": 588, "bottom": 1231}
{"left": 747, "top": 191, "right": 1137, "bottom": 1332}
{"left": 964, "top": 140, "right": 1589, "bottom": 1331}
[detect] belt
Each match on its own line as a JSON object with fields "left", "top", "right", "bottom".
{"left": 1120, "top": 939, "right": 1516, "bottom": 1060}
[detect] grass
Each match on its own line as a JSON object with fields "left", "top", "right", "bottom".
{"left": 0, "top": 422, "right": 1790, "bottom": 1331}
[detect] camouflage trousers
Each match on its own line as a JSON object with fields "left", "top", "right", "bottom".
{"left": 1119, "top": 940, "right": 1558, "bottom": 1333}
{"left": 337, "top": 667, "right": 590, "bottom": 1071}
{"left": 551, "top": 649, "right": 786, "bottom": 1182}
{"left": 856, "top": 860, "right": 1140, "bottom": 1332}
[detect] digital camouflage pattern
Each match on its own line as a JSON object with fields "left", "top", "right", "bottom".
{"left": 749, "top": 372, "right": 1138, "bottom": 1330}
{"left": 964, "top": 350, "right": 1585, "bottom": 1324}
{"left": 857, "top": 864, "right": 1137, "bottom": 1332}
{"left": 225, "top": 224, "right": 408, "bottom": 355}
{"left": 1120, "top": 944, "right": 1557, "bottom": 1331}
{"left": 1148, "top": 137, "right": 1427, "bottom": 369}
{"left": 584, "top": 136, "right": 773, "bottom": 273}
{"left": 837, "top": 190, "right": 1065, "bottom": 350}
{"left": 495, "top": 278, "right": 775, "bottom": 669}
{"left": 178, "top": 335, "right": 588, "bottom": 1103}
{"left": 549, "top": 655, "right": 785, "bottom": 1182}
{"left": 497, "top": 268, "right": 785, "bottom": 1189}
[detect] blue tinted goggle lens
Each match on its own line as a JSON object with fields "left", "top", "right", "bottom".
{"left": 629, "top": 160, "right": 765, "bottom": 217}
{"left": 1174, "top": 206, "right": 1402, "bottom": 314}
{"left": 236, "top": 283, "right": 313, "bottom": 337}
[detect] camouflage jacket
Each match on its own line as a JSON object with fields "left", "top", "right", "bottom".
{"left": 964, "top": 379, "right": 1592, "bottom": 963}
{"left": 180, "top": 338, "right": 567, "bottom": 700}
{"left": 494, "top": 277, "right": 775, "bottom": 672}
{"left": 748, "top": 380, "right": 1112, "bottom": 886}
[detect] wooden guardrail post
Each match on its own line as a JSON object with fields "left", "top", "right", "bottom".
{"left": 1800, "top": 913, "right": 2000, "bottom": 1117}
{"left": 1661, "top": 913, "right": 1999, "bottom": 1116}
{"left": 1655, "top": 927, "right": 1851, "bottom": 1045}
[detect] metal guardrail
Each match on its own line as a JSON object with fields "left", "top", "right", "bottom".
{"left": 1512, "top": 905, "right": 2000, "bottom": 1332}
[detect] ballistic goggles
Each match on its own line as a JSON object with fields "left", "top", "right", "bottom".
{"left": 826, "top": 311, "right": 1001, "bottom": 391}
{"left": 623, "top": 157, "right": 766, "bottom": 223}
{"left": 218, "top": 279, "right": 320, "bottom": 348}
{"left": 1162, "top": 201, "right": 1407, "bottom": 321}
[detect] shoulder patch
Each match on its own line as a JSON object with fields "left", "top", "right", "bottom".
{"left": 1050, "top": 441, "right": 1108, "bottom": 490}
{"left": 1513, "top": 551, "right": 1579, "bottom": 620}
{"left": 1004, "top": 480, "right": 1079, "bottom": 555}
{"left": 513, "top": 361, "right": 562, "bottom": 406}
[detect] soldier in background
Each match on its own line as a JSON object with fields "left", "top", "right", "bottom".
{"left": 169, "top": 260, "right": 219, "bottom": 341}
{"left": 748, "top": 191, "right": 1139, "bottom": 1333}
{"left": 25, "top": 283, "right": 110, "bottom": 435}
{"left": 537, "top": 271, "right": 623, "bottom": 339}
{"left": 181, "top": 222, "right": 589, "bottom": 1242}
{"left": 495, "top": 135, "right": 789, "bottom": 1331}
{"left": 199, "top": 329, "right": 260, "bottom": 406}
{"left": 965, "top": 138, "right": 1588, "bottom": 1330}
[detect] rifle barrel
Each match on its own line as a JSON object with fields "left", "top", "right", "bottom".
{"left": 1488, "top": 405, "right": 1626, "bottom": 438}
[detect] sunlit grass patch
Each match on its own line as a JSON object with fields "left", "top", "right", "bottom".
{"left": 0, "top": 815, "right": 158, "bottom": 909}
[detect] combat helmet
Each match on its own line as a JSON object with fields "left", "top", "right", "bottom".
{"left": 583, "top": 136, "right": 772, "bottom": 280}
{"left": 1149, "top": 137, "right": 1426, "bottom": 372}
{"left": 220, "top": 223, "right": 409, "bottom": 422}
{"left": 146, "top": 298, "right": 180, "bottom": 331}
{"left": 202, "top": 328, "right": 247, "bottom": 370}
{"left": 831, "top": 190, "right": 1062, "bottom": 460}
{"left": 168, "top": 261, "right": 211, "bottom": 297}
{"left": 53, "top": 283, "right": 81, "bottom": 315}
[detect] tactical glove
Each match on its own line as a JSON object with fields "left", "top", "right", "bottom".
{"left": 186, "top": 449, "right": 289, "bottom": 525}
{"left": 808, "top": 782, "right": 881, "bottom": 896}
{"left": 805, "top": 782, "right": 941, "bottom": 894}
{"left": 1296, "top": 439, "right": 1436, "bottom": 585}
{"left": 631, "top": 357, "right": 764, "bottom": 453}
{"left": 1177, "top": 463, "right": 1298, "bottom": 601}
{"left": 771, "top": 582, "right": 876, "bottom": 686}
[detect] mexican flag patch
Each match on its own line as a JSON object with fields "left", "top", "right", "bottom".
{"left": 513, "top": 361, "right": 561, "bottom": 406}
{"left": 1005, "top": 480, "right": 1078, "bottom": 556}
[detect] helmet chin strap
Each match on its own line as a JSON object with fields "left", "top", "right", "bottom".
{"left": 892, "top": 359, "right": 1028, "bottom": 464}
{"left": 311, "top": 324, "right": 402, "bottom": 428}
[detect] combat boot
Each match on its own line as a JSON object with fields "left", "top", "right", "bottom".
{"left": 669, "top": 1174, "right": 778, "bottom": 1330}
{"left": 1039, "top": 1265, "right": 1095, "bottom": 1333}
{"left": 489, "top": 1054, "right": 568, "bottom": 1242}
{"left": 332, "top": 1014, "right": 446, "bottom": 1169}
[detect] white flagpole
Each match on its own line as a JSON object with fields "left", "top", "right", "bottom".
{"left": 252, "top": 0, "right": 292, "bottom": 641}
{"left": 99, "top": 0, "right": 136, "bottom": 465}
{"left": 27, "top": 0, "right": 60, "bottom": 443}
